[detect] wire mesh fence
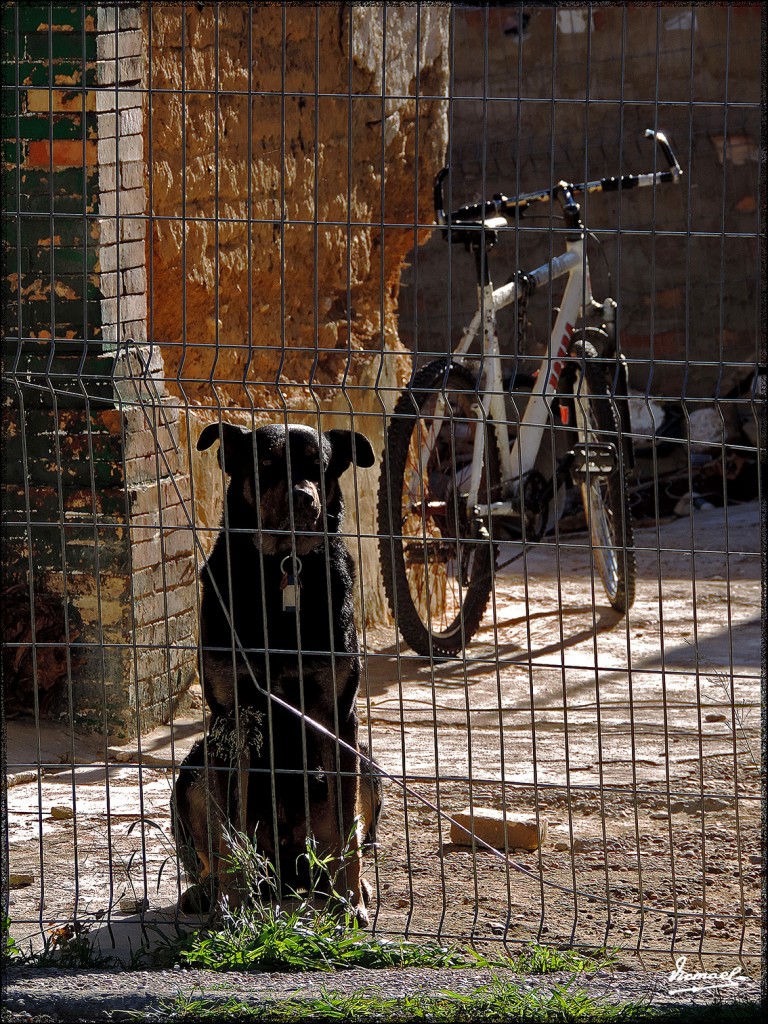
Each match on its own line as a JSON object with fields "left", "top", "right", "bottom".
{"left": 2, "top": 3, "right": 763, "bottom": 971}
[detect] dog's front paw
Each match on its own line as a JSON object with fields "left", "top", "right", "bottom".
{"left": 353, "top": 901, "right": 370, "bottom": 928}
{"left": 348, "top": 880, "right": 372, "bottom": 928}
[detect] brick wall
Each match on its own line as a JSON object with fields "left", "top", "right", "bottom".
{"left": 2, "top": 3, "right": 197, "bottom": 739}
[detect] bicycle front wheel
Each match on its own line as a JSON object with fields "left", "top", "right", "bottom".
{"left": 377, "top": 360, "right": 500, "bottom": 658}
{"left": 569, "top": 341, "right": 637, "bottom": 612}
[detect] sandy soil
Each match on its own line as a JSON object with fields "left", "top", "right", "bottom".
{"left": 5, "top": 499, "right": 762, "bottom": 974}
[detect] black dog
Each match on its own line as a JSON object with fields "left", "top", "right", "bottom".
{"left": 171, "top": 422, "right": 379, "bottom": 923}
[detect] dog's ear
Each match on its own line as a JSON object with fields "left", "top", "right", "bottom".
{"left": 197, "top": 422, "right": 253, "bottom": 475}
{"left": 325, "top": 429, "right": 376, "bottom": 478}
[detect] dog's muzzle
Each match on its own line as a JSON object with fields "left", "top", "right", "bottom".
{"left": 290, "top": 484, "right": 321, "bottom": 528}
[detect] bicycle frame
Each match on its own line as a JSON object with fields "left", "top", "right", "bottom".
{"left": 451, "top": 236, "right": 608, "bottom": 517}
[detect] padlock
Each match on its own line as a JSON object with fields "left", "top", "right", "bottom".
{"left": 280, "top": 556, "right": 302, "bottom": 613}
{"left": 281, "top": 573, "right": 300, "bottom": 612}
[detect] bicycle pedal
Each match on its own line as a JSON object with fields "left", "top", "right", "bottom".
{"left": 570, "top": 442, "right": 617, "bottom": 478}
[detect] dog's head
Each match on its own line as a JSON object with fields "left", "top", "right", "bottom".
{"left": 197, "top": 422, "right": 375, "bottom": 555}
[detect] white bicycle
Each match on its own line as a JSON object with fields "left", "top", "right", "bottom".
{"left": 378, "top": 130, "right": 683, "bottom": 657}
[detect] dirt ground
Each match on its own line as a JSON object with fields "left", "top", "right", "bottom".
{"left": 5, "top": 499, "right": 762, "bottom": 975}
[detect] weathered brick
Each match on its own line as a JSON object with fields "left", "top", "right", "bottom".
{"left": 122, "top": 266, "right": 146, "bottom": 294}
{"left": 25, "top": 87, "right": 96, "bottom": 114}
{"left": 162, "top": 527, "right": 194, "bottom": 560}
{"left": 173, "top": 609, "right": 199, "bottom": 644}
{"left": 161, "top": 549, "right": 197, "bottom": 583}
{"left": 123, "top": 430, "right": 161, "bottom": 464}
{"left": 126, "top": 477, "right": 187, "bottom": 520}
{"left": 99, "top": 185, "right": 145, "bottom": 215}
{"left": 97, "top": 132, "right": 143, "bottom": 166}
{"left": 119, "top": 160, "right": 144, "bottom": 190}
{"left": 96, "top": 55, "right": 143, "bottom": 86}
{"left": 131, "top": 536, "right": 163, "bottom": 570}
{"left": 97, "top": 239, "right": 144, "bottom": 272}
{"left": 96, "top": 29, "right": 144, "bottom": 62}
{"left": 95, "top": 105, "right": 142, "bottom": 140}
{"left": 119, "top": 106, "right": 142, "bottom": 137}
{"left": 94, "top": 7, "right": 139, "bottom": 34}
{"left": 94, "top": 86, "right": 142, "bottom": 112}
{"left": 133, "top": 589, "right": 170, "bottom": 626}
{"left": 100, "top": 318, "right": 147, "bottom": 344}
{"left": 97, "top": 268, "right": 118, "bottom": 297}
{"left": 165, "top": 584, "right": 195, "bottom": 619}
{"left": 133, "top": 647, "right": 170, "bottom": 682}
{"left": 100, "top": 291, "right": 147, "bottom": 322}
{"left": 130, "top": 566, "right": 163, "bottom": 601}
{"left": 26, "top": 138, "right": 98, "bottom": 167}
{"left": 134, "top": 618, "right": 170, "bottom": 650}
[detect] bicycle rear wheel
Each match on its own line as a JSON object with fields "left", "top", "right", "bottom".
{"left": 568, "top": 341, "right": 637, "bottom": 612}
{"left": 377, "top": 360, "right": 500, "bottom": 658}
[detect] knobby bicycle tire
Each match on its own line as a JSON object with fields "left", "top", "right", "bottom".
{"left": 568, "top": 341, "right": 637, "bottom": 613}
{"left": 377, "top": 360, "right": 501, "bottom": 658}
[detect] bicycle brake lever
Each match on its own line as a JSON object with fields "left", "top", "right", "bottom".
{"left": 645, "top": 129, "right": 683, "bottom": 181}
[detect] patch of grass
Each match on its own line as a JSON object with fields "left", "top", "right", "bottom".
{"left": 140, "top": 985, "right": 763, "bottom": 1023}
{"left": 176, "top": 830, "right": 620, "bottom": 976}
{"left": 180, "top": 902, "right": 472, "bottom": 973}
{"left": 178, "top": 832, "right": 467, "bottom": 973}
{"left": 473, "top": 942, "right": 618, "bottom": 975}
{"left": 141, "top": 979, "right": 657, "bottom": 1022}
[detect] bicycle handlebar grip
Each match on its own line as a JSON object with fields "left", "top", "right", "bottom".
{"left": 645, "top": 129, "right": 683, "bottom": 180}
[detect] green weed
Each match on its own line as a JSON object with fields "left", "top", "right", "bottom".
{"left": 2, "top": 915, "right": 22, "bottom": 964}
{"left": 141, "top": 979, "right": 656, "bottom": 1022}
{"left": 179, "top": 829, "right": 467, "bottom": 973}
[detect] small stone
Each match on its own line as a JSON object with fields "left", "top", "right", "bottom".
{"left": 450, "top": 808, "right": 547, "bottom": 851}
{"left": 107, "top": 747, "right": 134, "bottom": 763}
{"left": 118, "top": 896, "right": 148, "bottom": 914}
{"left": 650, "top": 811, "right": 669, "bottom": 820}
{"left": 704, "top": 712, "right": 727, "bottom": 723}
{"left": 9, "top": 874, "right": 34, "bottom": 888}
{"left": 553, "top": 841, "right": 570, "bottom": 852}
{"left": 7, "top": 771, "right": 38, "bottom": 788}
{"left": 748, "top": 855, "right": 762, "bottom": 865}
{"left": 51, "top": 805, "right": 74, "bottom": 820}
{"left": 713, "top": 919, "right": 726, "bottom": 928}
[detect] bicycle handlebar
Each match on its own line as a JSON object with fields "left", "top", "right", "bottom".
{"left": 435, "top": 129, "right": 683, "bottom": 240}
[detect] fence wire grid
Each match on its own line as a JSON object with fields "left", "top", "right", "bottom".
{"left": 1, "top": 3, "right": 764, "bottom": 970}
